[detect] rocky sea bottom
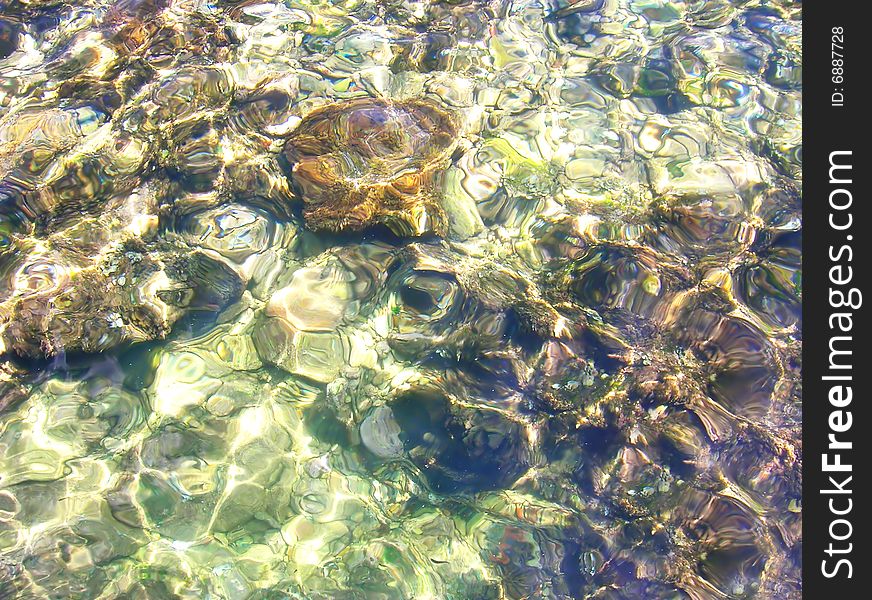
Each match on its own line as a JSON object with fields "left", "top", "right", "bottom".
{"left": 0, "top": 0, "right": 801, "bottom": 599}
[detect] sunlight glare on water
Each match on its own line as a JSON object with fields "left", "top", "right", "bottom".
{"left": 0, "top": 0, "right": 801, "bottom": 598}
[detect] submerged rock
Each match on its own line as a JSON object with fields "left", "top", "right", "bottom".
{"left": 282, "top": 97, "right": 460, "bottom": 237}
{"left": 0, "top": 243, "right": 243, "bottom": 359}
{"left": 0, "top": 19, "right": 21, "bottom": 60}
{"left": 391, "top": 387, "right": 532, "bottom": 494}
{"left": 253, "top": 259, "right": 356, "bottom": 383}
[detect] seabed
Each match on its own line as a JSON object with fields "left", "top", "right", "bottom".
{"left": 0, "top": 1, "right": 801, "bottom": 599}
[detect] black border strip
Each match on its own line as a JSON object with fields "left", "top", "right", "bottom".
{"left": 803, "top": 4, "right": 866, "bottom": 597}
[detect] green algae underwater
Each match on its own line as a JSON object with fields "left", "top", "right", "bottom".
{"left": 0, "top": 0, "right": 801, "bottom": 598}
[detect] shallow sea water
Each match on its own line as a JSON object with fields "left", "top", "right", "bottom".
{"left": 0, "top": 1, "right": 801, "bottom": 598}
